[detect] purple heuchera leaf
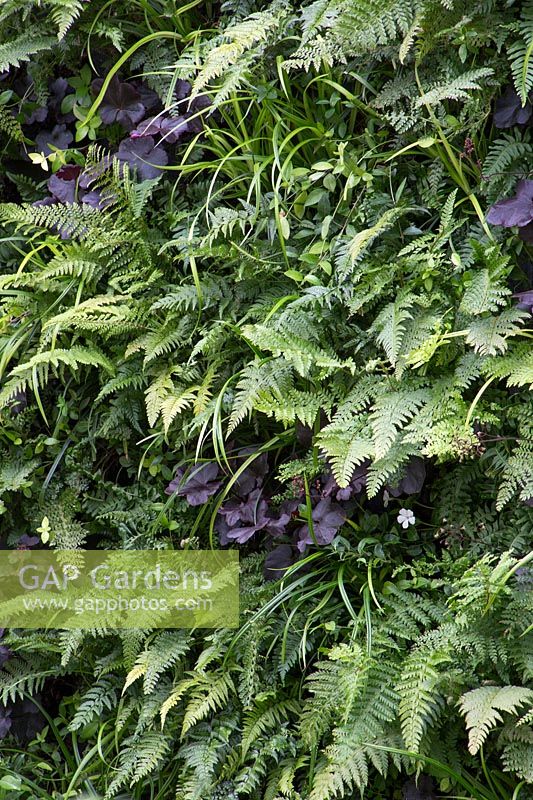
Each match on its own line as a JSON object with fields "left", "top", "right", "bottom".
{"left": 130, "top": 114, "right": 189, "bottom": 143}
{"left": 263, "top": 503, "right": 293, "bottom": 538}
{"left": 297, "top": 497, "right": 345, "bottom": 552}
{"left": 323, "top": 464, "right": 367, "bottom": 502}
{"left": 17, "top": 535, "right": 39, "bottom": 550}
{"left": 186, "top": 94, "right": 212, "bottom": 133}
{"left": 92, "top": 76, "right": 145, "bottom": 129}
{"left": 0, "top": 708, "right": 12, "bottom": 739}
{"left": 48, "top": 170, "right": 78, "bottom": 204}
{"left": 232, "top": 449, "right": 269, "bottom": 497}
{"left": 388, "top": 457, "right": 426, "bottom": 497}
{"left": 25, "top": 104, "right": 48, "bottom": 125}
{"left": 264, "top": 544, "right": 295, "bottom": 581}
{"left": 0, "top": 645, "right": 11, "bottom": 666}
{"left": 217, "top": 488, "right": 291, "bottom": 545}
{"left": 218, "top": 489, "right": 271, "bottom": 544}
{"left": 135, "top": 82, "right": 161, "bottom": 113}
{"left": 494, "top": 87, "right": 532, "bottom": 128}
{"left": 519, "top": 221, "right": 533, "bottom": 242}
{"left": 8, "top": 698, "right": 45, "bottom": 743}
{"left": 35, "top": 124, "right": 73, "bottom": 156}
{"left": 117, "top": 136, "right": 168, "bottom": 180}
{"left": 514, "top": 288, "right": 533, "bottom": 314}
{"left": 48, "top": 77, "right": 74, "bottom": 123}
{"left": 43, "top": 165, "right": 111, "bottom": 210}
{"left": 175, "top": 79, "right": 191, "bottom": 101}
{"left": 487, "top": 180, "right": 533, "bottom": 228}
{"left": 81, "top": 190, "right": 111, "bottom": 210}
{"left": 166, "top": 463, "right": 222, "bottom": 506}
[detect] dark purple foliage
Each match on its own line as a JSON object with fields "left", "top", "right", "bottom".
{"left": 36, "top": 164, "right": 110, "bottom": 211}
{"left": 174, "top": 79, "right": 192, "bottom": 101}
{"left": 186, "top": 93, "right": 212, "bottom": 133}
{"left": 519, "top": 221, "right": 533, "bottom": 242}
{"left": 17, "top": 534, "right": 39, "bottom": 550}
{"left": 130, "top": 114, "right": 189, "bottom": 143}
{"left": 48, "top": 170, "right": 78, "bottom": 204}
{"left": 117, "top": 136, "right": 168, "bottom": 180}
{"left": 515, "top": 566, "right": 533, "bottom": 589}
{"left": 166, "top": 462, "right": 222, "bottom": 506}
{"left": 25, "top": 104, "right": 48, "bottom": 125}
{"left": 34, "top": 164, "right": 113, "bottom": 211}
{"left": 403, "top": 776, "right": 436, "bottom": 800}
{"left": 35, "top": 124, "right": 73, "bottom": 156}
{"left": 232, "top": 449, "right": 269, "bottom": 497}
{"left": 493, "top": 87, "right": 532, "bottom": 128}
{"left": 323, "top": 464, "right": 367, "bottom": 502}
{"left": 388, "top": 457, "right": 426, "bottom": 497}
{"left": 0, "top": 629, "right": 10, "bottom": 668}
{"left": 487, "top": 180, "right": 533, "bottom": 229}
{"left": 0, "top": 708, "right": 11, "bottom": 739}
{"left": 8, "top": 698, "right": 45, "bottom": 743}
{"left": 49, "top": 78, "right": 74, "bottom": 123}
{"left": 135, "top": 83, "right": 161, "bottom": 113}
{"left": 92, "top": 76, "right": 145, "bottom": 129}
{"left": 262, "top": 499, "right": 296, "bottom": 537}
{"left": 0, "top": 697, "right": 45, "bottom": 743}
{"left": 81, "top": 190, "right": 111, "bottom": 210}
{"left": 9, "top": 389, "right": 27, "bottom": 416}
{"left": 514, "top": 289, "right": 533, "bottom": 314}
{"left": 216, "top": 486, "right": 295, "bottom": 545}
{"left": 264, "top": 544, "right": 295, "bottom": 581}
{"left": 218, "top": 489, "right": 271, "bottom": 544}
{"left": 297, "top": 498, "right": 345, "bottom": 552}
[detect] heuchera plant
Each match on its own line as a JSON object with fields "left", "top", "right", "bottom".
{"left": 487, "top": 179, "right": 533, "bottom": 241}
{"left": 165, "top": 454, "right": 425, "bottom": 571}
{"left": 493, "top": 86, "right": 532, "bottom": 128}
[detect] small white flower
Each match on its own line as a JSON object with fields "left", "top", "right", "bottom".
{"left": 397, "top": 508, "right": 415, "bottom": 529}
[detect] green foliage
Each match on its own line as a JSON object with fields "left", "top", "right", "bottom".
{"left": 0, "top": 2, "right": 532, "bottom": 800}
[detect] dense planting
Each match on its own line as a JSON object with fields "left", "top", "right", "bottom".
{"left": 0, "top": 1, "right": 532, "bottom": 799}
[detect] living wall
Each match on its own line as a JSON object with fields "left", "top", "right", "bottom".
{"left": 0, "top": 1, "right": 532, "bottom": 799}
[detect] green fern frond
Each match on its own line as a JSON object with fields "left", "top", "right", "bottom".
{"left": 459, "top": 686, "right": 533, "bottom": 755}
{"left": 397, "top": 644, "right": 452, "bottom": 752}
{"left": 0, "top": 31, "right": 56, "bottom": 72}
{"left": 508, "top": 1, "right": 533, "bottom": 104}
